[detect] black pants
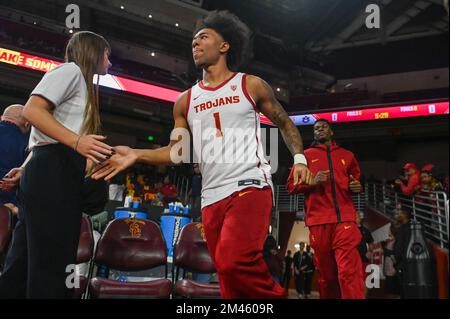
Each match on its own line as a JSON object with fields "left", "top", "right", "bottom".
{"left": 304, "top": 272, "right": 313, "bottom": 295}
{"left": 295, "top": 273, "right": 306, "bottom": 294}
{"left": 282, "top": 271, "right": 291, "bottom": 289}
{"left": 0, "top": 144, "right": 85, "bottom": 299}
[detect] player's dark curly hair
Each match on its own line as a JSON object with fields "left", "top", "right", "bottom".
{"left": 194, "top": 10, "right": 253, "bottom": 71}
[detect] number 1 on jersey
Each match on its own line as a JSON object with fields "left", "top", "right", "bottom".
{"left": 213, "top": 112, "right": 223, "bottom": 137}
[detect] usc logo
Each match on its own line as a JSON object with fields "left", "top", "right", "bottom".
{"left": 124, "top": 219, "right": 146, "bottom": 238}
{"left": 195, "top": 223, "right": 206, "bottom": 241}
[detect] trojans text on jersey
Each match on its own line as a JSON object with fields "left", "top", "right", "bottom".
{"left": 193, "top": 96, "right": 240, "bottom": 114}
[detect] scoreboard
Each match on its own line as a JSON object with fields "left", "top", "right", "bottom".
{"left": 1, "top": 46, "right": 448, "bottom": 124}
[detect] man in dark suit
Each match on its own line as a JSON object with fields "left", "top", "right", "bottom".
{"left": 304, "top": 245, "right": 316, "bottom": 298}
{"left": 293, "top": 242, "right": 309, "bottom": 298}
{"left": 282, "top": 250, "right": 293, "bottom": 289}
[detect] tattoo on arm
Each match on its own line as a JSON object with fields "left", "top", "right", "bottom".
{"left": 272, "top": 104, "right": 304, "bottom": 156}
{"left": 257, "top": 78, "right": 304, "bottom": 156}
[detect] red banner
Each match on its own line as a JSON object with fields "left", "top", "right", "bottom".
{"left": 0, "top": 46, "right": 180, "bottom": 103}
{"left": 0, "top": 47, "right": 61, "bottom": 72}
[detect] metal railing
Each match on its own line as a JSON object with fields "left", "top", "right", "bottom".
{"left": 172, "top": 173, "right": 190, "bottom": 204}
{"left": 273, "top": 185, "right": 366, "bottom": 215}
{"left": 274, "top": 185, "right": 303, "bottom": 213}
{"left": 273, "top": 182, "right": 448, "bottom": 248}
{"left": 366, "top": 182, "right": 449, "bottom": 249}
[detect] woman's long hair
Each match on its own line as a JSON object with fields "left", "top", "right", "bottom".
{"left": 65, "top": 31, "right": 110, "bottom": 135}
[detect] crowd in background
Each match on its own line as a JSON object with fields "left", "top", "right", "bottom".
{"left": 106, "top": 163, "right": 202, "bottom": 220}
{"left": 389, "top": 162, "right": 448, "bottom": 196}
{"left": 381, "top": 205, "right": 420, "bottom": 298}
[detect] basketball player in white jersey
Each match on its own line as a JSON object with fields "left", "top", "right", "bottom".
{"left": 93, "top": 11, "right": 313, "bottom": 298}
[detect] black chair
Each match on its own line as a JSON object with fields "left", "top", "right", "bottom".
{"left": 73, "top": 214, "right": 95, "bottom": 299}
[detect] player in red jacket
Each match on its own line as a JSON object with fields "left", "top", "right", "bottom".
{"left": 286, "top": 119, "right": 365, "bottom": 299}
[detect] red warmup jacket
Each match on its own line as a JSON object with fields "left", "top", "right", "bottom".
{"left": 160, "top": 184, "right": 178, "bottom": 198}
{"left": 400, "top": 172, "right": 421, "bottom": 196}
{"left": 286, "top": 142, "right": 361, "bottom": 226}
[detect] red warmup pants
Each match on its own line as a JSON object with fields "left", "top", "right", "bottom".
{"left": 202, "top": 187, "right": 287, "bottom": 299}
{"left": 309, "top": 222, "right": 365, "bottom": 299}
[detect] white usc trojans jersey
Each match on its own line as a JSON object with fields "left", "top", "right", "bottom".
{"left": 186, "top": 72, "right": 273, "bottom": 208}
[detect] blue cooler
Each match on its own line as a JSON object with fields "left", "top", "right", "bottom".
{"left": 114, "top": 201, "right": 148, "bottom": 220}
{"left": 160, "top": 207, "right": 191, "bottom": 258}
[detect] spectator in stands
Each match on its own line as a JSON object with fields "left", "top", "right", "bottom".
{"left": 356, "top": 212, "right": 374, "bottom": 267}
{"left": 0, "top": 105, "right": 30, "bottom": 206}
{"left": 382, "top": 225, "right": 400, "bottom": 298}
{"left": 442, "top": 175, "right": 449, "bottom": 197}
{"left": 393, "top": 206, "right": 412, "bottom": 298}
{"left": 160, "top": 175, "right": 178, "bottom": 200}
{"left": 443, "top": 176, "right": 449, "bottom": 196}
{"left": 420, "top": 164, "right": 444, "bottom": 192}
{"left": 395, "top": 163, "right": 421, "bottom": 196}
{"left": 356, "top": 212, "right": 374, "bottom": 296}
{"left": 303, "top": 245, "right": 315, "bottom": 299}
{"left": 189, "top": 164, "right": 202, "bottom": 222}
{"left": 282, "top": 250, "right": 293, "bottom": 290}
{"left": 263, "top": 235, "right": 283, "bottom": 285}
{"left": 418, "top": 164, "right": 445, "bottom": 236}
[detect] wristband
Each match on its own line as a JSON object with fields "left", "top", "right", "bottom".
{"left": 294, "top": 154, "right": 307, "bottom": 166}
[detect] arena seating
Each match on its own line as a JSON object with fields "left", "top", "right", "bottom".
{"left": 73, "top": 215, "right": 95, "bottom": 299}
{"left": 89, "top": 218, "right": 172, "bottom": 299}
{"left": 172, "top": 222, "right": 221, "bottom": 299}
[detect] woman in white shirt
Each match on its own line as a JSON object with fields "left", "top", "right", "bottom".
{"left": 0, "top": 31, "right": 113, "bottom": 298}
